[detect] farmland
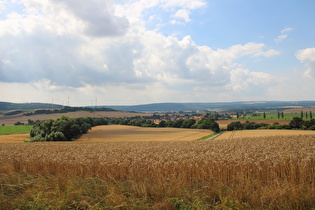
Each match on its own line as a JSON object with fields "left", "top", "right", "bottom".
{"left": 216, "top": 129, "right": 315, "bottom": 140}
{"left": 217, "top": 119, "right": 291, "bottom": 129}
{"left": 78, "top": 125, "right": 213, "bottom": 142}
{"left": 0, "top": 111, "right": 152, "bottom": 126}
{"left": 0, "top": 125, "right": 32, "bottom": 135}
{"left": 0, "top": 134, "right": 314, "bottom": 209}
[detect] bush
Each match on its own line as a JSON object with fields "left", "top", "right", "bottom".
{"left": 28, "top": 134, "right": 45, "bottom": 142}
{"left": 47, "top": 132, "right": 67, "bottom": 141}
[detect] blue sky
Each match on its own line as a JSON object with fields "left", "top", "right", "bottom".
{"left": 0, "top": 0, "right": 315, "bottom": 106}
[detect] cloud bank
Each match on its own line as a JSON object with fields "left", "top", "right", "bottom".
{"left": 0, "top": 0, "right": 312, "bottom": 105}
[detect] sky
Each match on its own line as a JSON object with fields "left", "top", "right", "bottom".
{"left": 0, "top": 0, "right": 315, "bottom": 106}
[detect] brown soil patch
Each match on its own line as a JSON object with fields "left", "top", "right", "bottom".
{"left": 216, "top": 129, "right": 315, "bottom": 140}
{"left": 0, "top": 111, "right": 151, "bottom": 126}
{"left": 0, "top": 134, "right": 29, "bottom": 143}
{"left": 218, "top": 119, "right": 291, "bottom": 130}
{"left": 78, "top": 125, "right": 213, "bottom": 142}
{"left": 282, "top": 108, "right": 315, "bottom": 114}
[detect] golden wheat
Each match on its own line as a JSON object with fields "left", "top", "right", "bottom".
{"left": 0, "top": 135, "right": 315, "bottom": 209}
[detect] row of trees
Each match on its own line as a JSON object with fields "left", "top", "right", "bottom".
{"left": 24, "top": 106, "right": 115, "bottom": 116}
{"left": 227, "top": 118, "right": 315, "bottom": 131}
{"left": 111, "top": 117, "right": 220, "bottom": 133}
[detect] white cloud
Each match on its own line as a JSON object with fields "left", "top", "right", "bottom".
{"left": 52, "top": 0, "right": 129, "bottom": 37}
{"left": 171, "top": 9, "right": 191, "bottom": 23}
{"left": 275, "top": 27, "right": 293, "bottom": 43}
{"left": 0, "top": 0, "right": 6, "bottom": 12}
{"left": 281, "top": 27, "right": 293, "bottom": 34}
{"left": 228, "top": 68, "right": 274, "bottom": 92}
{"left": 0, "top": 0, "right": 290, "bottom": 105}
{"left": 296, "top": 48, "right": 315, "bottom": 78}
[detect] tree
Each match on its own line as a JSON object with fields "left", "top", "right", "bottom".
{"left": 182, "top": 119, "right": 196, "bottom": 128}
{"left": 310, "top": 111, "right": 313, "bottom": 119}
{"left": 227, "top": 121, "right": 243, "bottom": 131}
{"left": 263, "top": 112, "right": 266, "bottom": 119}
{"left": 301, "top": 111, "right": 304, "bottom": 119}
{"left": 289, "top": 117, "right": 304, "bottom": 129}
{"left": 281, "top": 112, "right": 284, "bottom": 119}
{"left": 158, "top": 120, "right": 166, "bottom": 127}
{"left": 278, "top": 112, "right": 280, "bottom": 119}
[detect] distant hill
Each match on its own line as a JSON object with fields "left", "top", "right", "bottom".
{"left": 0, "top": 102, "right": 63, "bottom": 111}
{"left": 103, "top": 101, "right": 315, "bottom": 112}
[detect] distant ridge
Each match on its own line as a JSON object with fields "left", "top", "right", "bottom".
{"left": 103, "top": 101, "right": 315, "bottom": 112}
{"left": 0, "top": 102, "right": 63, "bottom": 111}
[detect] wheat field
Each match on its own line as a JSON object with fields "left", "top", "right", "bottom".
{"left": 216, "top": 129, "right": 315, "bottom": 140}
{"left": 1, "top": 134, "right": 315, "bottom": 209}
{"left": 78, "top": 125, "right": 213, "bottom": 142}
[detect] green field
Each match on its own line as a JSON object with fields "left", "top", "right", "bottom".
{"left": 0, "top": 125, "right": 33, "bottom": 135}
{"left": 232, "top": 112, "right": 311, "bottom": 120}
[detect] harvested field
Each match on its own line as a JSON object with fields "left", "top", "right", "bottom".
{"left": 0, "top": 125, "right": 213, "bottom": 143}
{"left": 0, "top": 111, "right": 152, "bottom": 126}
{"left": 0, "top": 133, "right": 29, "bottom": 143}
{"left": 218, "top": 119, "right": 291, "bottom": 129}
{"left": 283, "top": 108, "right": 315, "bottom": 114}
{"left": 78, "top": 125, "right": 213, "bottom": 142}
{"left": 216, "top": 129, "right": 315, "bottom": 140}
{"left": 0, "top": 135, "right": 314, "bottom": 209}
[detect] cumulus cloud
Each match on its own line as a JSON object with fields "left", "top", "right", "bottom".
{"left": 296, "top": 48, "right": 315, "bottom": 78}
{"left": 228, "top": 68, "right": 274, "bottom": 92}
{"left": 0, "top": 0, "right": 284, "bottom": 104}
{"left": 52, "top": 0, "right": 129, "bottom": 37}
{"left": 117, "top": 0, "right": 206, "bottom": 25}
{"left": 171, "top": 9, "right": 191, "bottom": 23}
{"left": 0, "top": 0, "right": 6, "bottom": 12}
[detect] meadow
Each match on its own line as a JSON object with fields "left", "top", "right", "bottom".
{"left": 0, "top": 133, "right": 314, "bottom": 209}
{"left": 0, "top": 125, "right": 33, "bottom": 135}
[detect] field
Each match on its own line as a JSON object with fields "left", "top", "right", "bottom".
{"left": 283, "top": 108, "right": 315, "bottom": 114}
{"left": 0, "top": 111, "right": 152, "bottom": 126}
{"left": 78, "top": 125, "right": 213, "bottom": 142}
{"left": 0, "top": 134, "right": 314, "bottom": 209}
{"left": 217, "top": 119, "right": 291, "bottom": 130}
{"left": 216, "top": 129, "right": 315, "bottom": 140}
{"left": 0, "top": 125, "right": 32, "bottom": 135}
{"left": 0, "top": 125, "right": 213, "bottom": 143}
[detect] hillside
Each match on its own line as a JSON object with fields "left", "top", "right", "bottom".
{"left": 0, "top": 102, "right": 63, "bottom": 111}
{"left": 104, "top": 101, "right": 315, "bottom": 112}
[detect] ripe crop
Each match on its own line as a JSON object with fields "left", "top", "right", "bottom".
{"left": 0, "top": 134, "right": 314, "bottom": 209}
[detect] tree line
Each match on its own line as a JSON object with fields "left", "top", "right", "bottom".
{"left": 29, "top": 116, "right": 220, "bottom": 142}
{"left": 24, "top": 106, "right": 116, "bottom": 116}
{"left": 227, "top": 117, "right": 315, "bottom": 131}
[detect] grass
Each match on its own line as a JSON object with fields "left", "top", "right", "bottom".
{"left": 232, "top": 112, "right": 310, "bottom": 120}
{"left": 0, "top": 125, "right": 33, "bottom": 135}
{"left": 197, "top": 132, "right": 218, "bottom": 140}
{"left": 0, "top": 135, "right": 314, "bottom": 209}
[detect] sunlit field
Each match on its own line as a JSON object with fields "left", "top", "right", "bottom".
{"left": 78, "top": 125, "right": 213, "bottom": 142}
{"left": 216, "top": 129, "right": 315, "bottom": 140}
{"left": 1, "top": 134, "right": 314, "bottom": 209}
